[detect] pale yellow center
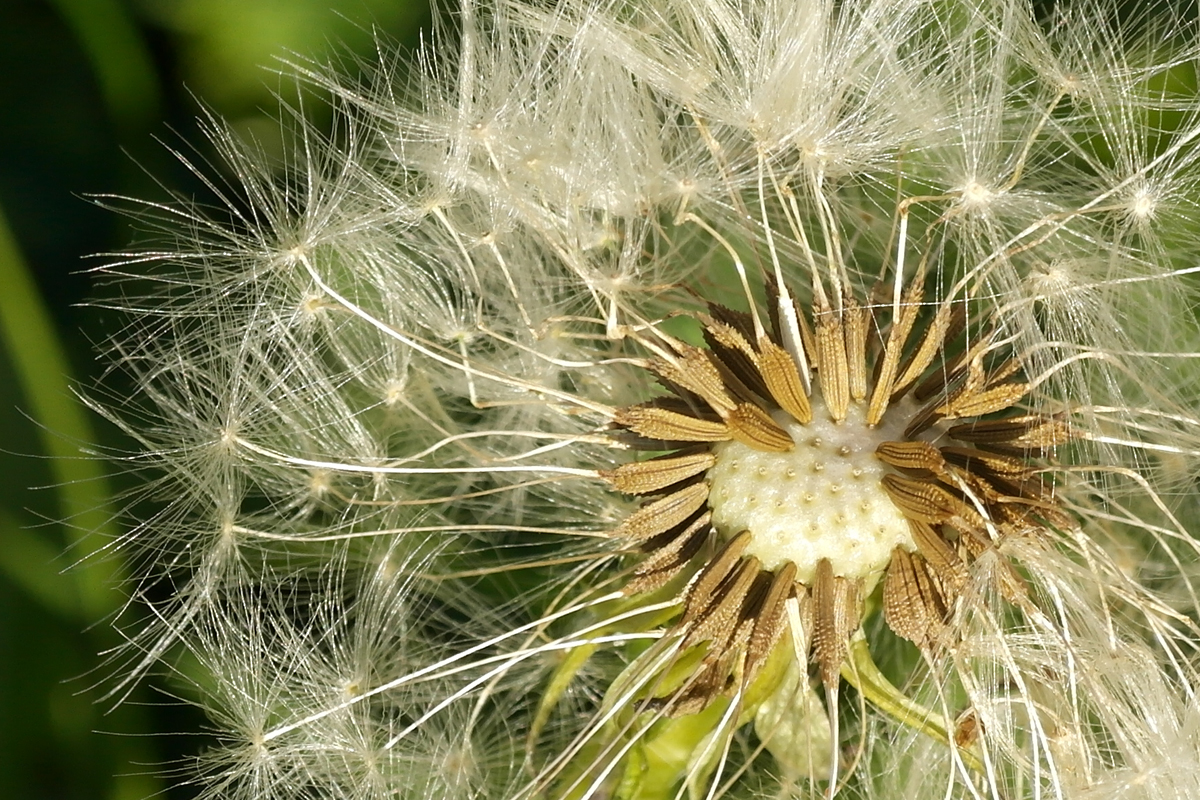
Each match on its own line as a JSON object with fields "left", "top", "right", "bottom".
{"left": 706, "top": 400, "right": 913, "bottom": 585}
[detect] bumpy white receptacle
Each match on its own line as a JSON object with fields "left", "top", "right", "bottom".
{"left": 706, "top": 401, "right": 913, "bottom": 584}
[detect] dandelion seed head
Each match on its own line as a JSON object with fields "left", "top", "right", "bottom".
{"left": 93, "top": 0, "right": 1200, "bottom": 797}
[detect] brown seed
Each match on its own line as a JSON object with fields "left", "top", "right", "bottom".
{"left": 744, "top": 562, "right": 797, "bottom": 679}
{"left": 913, "top": 323, "right": 988, "bottom": 402}
{"left": 625, "top": 513, "right": 712, "bottom": 595}
{"left": 815, "top": 309, "right": 850, "bottom": 422}
{"left": 939, "top": 446, "right": 1028, "bottom": 477}
{"left": 667, "top": 663, "right": 729, "bottom": 717}
{"left": 868, "top": 277, "right": 924, "bottom": 425}
{"left": 842, "top": 291, "right": 870, "bottom": 402}
{"left": 937, "top": 381, "right": 1029, "bottom": 419}
{"left": 948, "top": 416, "right": 1072, "bottom": 451}
{"left": 985, "top": 357, "right": 1022, "bottom": 385}
{"left": 683, "top": 555, "right": 761, "bottom": 649}
{"left": 910, "top": 304, "right": 970, "bottom": 402}
{"left": 707, "top": 302, "right": 759, "bottom": 344}
{"left": 681, "top": 531, "right": 752, "bottom": 624}
{"left": 613, "top": 482, "right": 710, "bottom": 543}
{"left": 881, "top": 474, "right": 963, "bottom": 524}
{"left": 894, "top": 303, "right": 954, "bottom": 397}
{"left": 811, "top": 559, "right": 861, "bottom": 687}
{"left": 938, "top": 461, "right": 1005, "bottom": 504}
{"left": 883, "top": 547, "right": 947, "bottom": 650}
{"left": 902, "top": 400, "right": 946, "bottom": 439}
{"left": 703, "top": 317, "right": 771, "bottom": 400}
{"left": 652, "top": 347, "right": 735, "bottom": 415}
{"left": 702, "top": 315, "right": 759, "bottom": 361}
{"left": 601, "top": 452, "right": 718, "bottom": 495}
{"left": 757, "top": 336, "right": 813, "bottom": 423}
{"left": 615, "top": 406, "right": 731, "bottom": 442}
{"left": 707, "top": 346, "right": 767, "bottom": 408}
{"left": 875, "top": 440, "right": 946, "bottom": 472}
{"left": 726, "top": 402, "right": 795, "bottom": 452}
{"left": 907, "top": 520, "right": 968, "bottom": 595}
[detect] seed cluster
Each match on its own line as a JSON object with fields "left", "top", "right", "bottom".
{"left": 600, "top": 276, "right": 1074, "bottom": 714}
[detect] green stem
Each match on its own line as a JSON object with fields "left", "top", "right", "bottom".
{"left": 841, "top": 636, "right": 983, "bottom": 776}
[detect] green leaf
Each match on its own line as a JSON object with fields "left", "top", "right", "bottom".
{"left": 0, "top": 203, "right": 122, "bottom": 620}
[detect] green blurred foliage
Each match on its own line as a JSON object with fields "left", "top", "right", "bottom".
{"left": 139, "top": 0, "right": 427, "bottom": 110}
{"left": 0, "top": 0, "right": 427, "bottom": 798}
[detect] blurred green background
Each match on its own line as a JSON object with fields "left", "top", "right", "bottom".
{"left": 0, "top": 1, "right": 427, "bottom": 797}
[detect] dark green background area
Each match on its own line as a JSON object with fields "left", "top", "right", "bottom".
{"left": 0, "top": 2, "right": 427, "bottom": 798}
